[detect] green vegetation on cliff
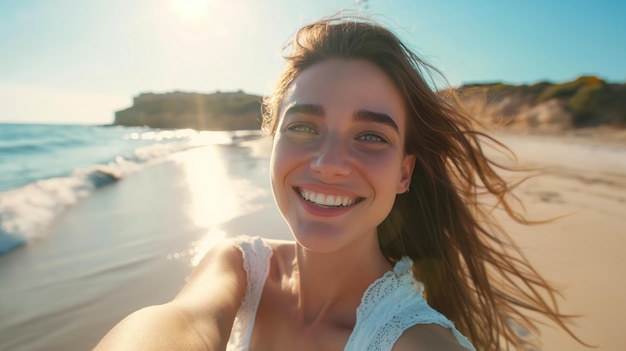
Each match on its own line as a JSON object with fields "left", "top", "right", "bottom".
{"left": 114, "top": 91, "right": 262, "bottom": 130}
{"left": 456, "top": 76, "right": 626, "bottom": 130}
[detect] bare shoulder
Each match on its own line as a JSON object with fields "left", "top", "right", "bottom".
{"left": 392, "top": 324, "right": 470, "bottom": 351}
{"left": 174, "top": 237, "right": 247, "bottom": 307}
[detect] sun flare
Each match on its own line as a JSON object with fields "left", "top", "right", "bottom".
{"left": 169, "top": 0, "right": 213, "bottom": 21}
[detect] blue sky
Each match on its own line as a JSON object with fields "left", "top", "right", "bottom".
{"left": 1, "top": 0, "right": 625, "bottom": 124}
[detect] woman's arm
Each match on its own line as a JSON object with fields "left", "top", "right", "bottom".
{"left": 94, "top": 239, "right": 247, "bottom": 351}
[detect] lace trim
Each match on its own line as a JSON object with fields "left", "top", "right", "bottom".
{"left": 225, "top": 236, "right": 273, "bottom": 351}
{"left": 345, "top": 256, "right": 476, "bottom": 351}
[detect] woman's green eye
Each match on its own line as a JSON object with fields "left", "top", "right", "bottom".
{"left": 287, "top": 124, "right": 317, "bottom": 134}
{"left": 357, "top": 133, "right": 387, "bottom": 143}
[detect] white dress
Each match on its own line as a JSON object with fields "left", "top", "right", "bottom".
{"left": 225, "top": 236, "right": 476, "bottom": 351}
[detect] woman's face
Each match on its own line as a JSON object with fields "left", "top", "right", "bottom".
{"left": 270, "top": 59, "right": 415, "bottom": 253}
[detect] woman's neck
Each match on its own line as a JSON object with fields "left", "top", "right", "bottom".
{"left": 291, "top": 234, "right": 393, "bottom": 327}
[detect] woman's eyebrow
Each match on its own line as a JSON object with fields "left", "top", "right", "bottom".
{"left": 284, "top": 104, "right": 325, "bottom": 116}
{"left": 284, "top": 104, "right": 399, "bottom": 132}
{"left": 354, "top": 110, "right": 399, "bottom": 132}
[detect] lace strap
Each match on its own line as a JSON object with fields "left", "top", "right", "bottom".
{"left": 226, "top": 236, "right": 273, "bottom": 351}
{"left": 345, "top": 257, "right": 476, "bottom": 351}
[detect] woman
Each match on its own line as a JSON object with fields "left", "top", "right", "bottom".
{"left": 96, "top": 17, "right": 586, "bottom": 351}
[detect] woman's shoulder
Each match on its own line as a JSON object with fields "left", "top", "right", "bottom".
{"left": 234, "top": 236, "right": 296, "bottom": 286}
{"left": 178, "top": 238, "right": 248, "bottom": 302}
{"left": 392, "top": 324, "right": 472, "bottom": 351}
{"left": 222, "top": 236, "right": 296, "bottom": 280}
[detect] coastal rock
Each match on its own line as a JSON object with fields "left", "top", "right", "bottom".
{"left": 113, "top": 77, "right": 625, "bottom": 133}
{"left": 114, "top": 91, "right": 262, "bottom": 130}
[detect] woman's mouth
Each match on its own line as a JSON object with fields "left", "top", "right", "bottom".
{"left": 296, "top": 188, "right": 364, "bottom": 208}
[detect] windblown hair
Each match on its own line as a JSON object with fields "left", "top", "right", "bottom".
{"left": 263, "top": 16, "right": 587, "bottom": 350}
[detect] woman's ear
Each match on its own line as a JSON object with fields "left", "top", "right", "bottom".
{"left": 397, "top": 154, "right": 416, "bottom": 194}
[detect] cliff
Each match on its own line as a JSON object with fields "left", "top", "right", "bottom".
{"left": 114, "top": 77, "right": 625, "bottom": 133}
{"left": 114, "top": 91, "right": 262, "bottom": 130}
{"left": 455, "top": 76, "right": 626, "bottom": 132}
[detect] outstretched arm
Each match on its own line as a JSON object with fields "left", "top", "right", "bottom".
{"left": 94, "top": 239, "right": 247, "bottom": 351}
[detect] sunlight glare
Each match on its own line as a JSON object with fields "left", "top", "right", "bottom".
{"left": 175, "top": 145, "right": 266, "bottom": 229}
{"left": 169, "top": 0, "right": 213, "bottom": 21}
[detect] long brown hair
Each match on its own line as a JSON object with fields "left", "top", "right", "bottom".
{"left": 263, "top": 16, "right": 588, "bottom": 350}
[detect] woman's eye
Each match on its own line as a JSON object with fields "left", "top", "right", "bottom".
{"left": 356, "top": 133, "right": 387, "bottom": 143}
{"left": 286, "top": 123, "right": 317, "bottom": 135}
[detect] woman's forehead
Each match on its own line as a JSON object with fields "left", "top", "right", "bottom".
{"left": 279, "top": 59, "right": 406, "bottom": 124}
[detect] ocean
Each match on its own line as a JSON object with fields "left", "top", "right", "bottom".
{"left": 0, "top": 123, "right": 263, "bottom": 255}
{"left": 0, "top": 122, "right": 286, "bottom": 350}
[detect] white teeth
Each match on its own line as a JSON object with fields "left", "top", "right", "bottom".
{"left": 326, "top": 195, "right": 335, "bottom": 205}
{"left": 299, "top": 189, "right": 358, "bottom": 207}
{"left": 333, "top": 196, "right": 342, "bottom": 206}
{"left": 314, "top": 193, "right": 325, "bottom": 204}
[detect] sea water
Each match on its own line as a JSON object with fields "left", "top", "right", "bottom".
{"left": 0, "top": 123, "right": 262, "bottom": 254}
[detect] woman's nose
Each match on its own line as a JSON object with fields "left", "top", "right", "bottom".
{"left": 309, "top": 137, "right": 351, "bottom": 179}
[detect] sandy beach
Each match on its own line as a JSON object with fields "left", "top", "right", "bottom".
{"left": 492, "top": 132, "right": 626, "bottom": 350}
{"left": 0, "top": 132, "right": 624, "bottom": 350}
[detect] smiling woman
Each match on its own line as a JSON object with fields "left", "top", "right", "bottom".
{"left": 95, "top": 16, "right": 591, "bottom": 351}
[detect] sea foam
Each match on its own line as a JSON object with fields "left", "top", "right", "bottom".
{"left": 0, "top": 129, "right": 262, "bottom": 254}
